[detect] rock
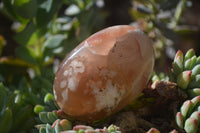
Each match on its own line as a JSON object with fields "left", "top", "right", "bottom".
{"left": 53, "top": 25, "right": 155, "bottom": 121}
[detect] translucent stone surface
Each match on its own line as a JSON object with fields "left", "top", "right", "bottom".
{"left": 53, "top": 25, "right": 155, "bottom": 121}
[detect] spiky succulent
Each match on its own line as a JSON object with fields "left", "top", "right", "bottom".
{"left": 171, "top": 49, "right": 200, "bottom": 98}
{"left": 176, "top": 96, "right": 200, "bottom": 133}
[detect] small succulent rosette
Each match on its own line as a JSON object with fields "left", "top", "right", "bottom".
{"left": 171, "top": 49, "right": 200, "bottom": 98}
{"left": 147, "top": 128, "right": 177, "bottom": 133}
{"left": 176, "top": 96, "right": 200, "bottom": 133}
{"left": 61, "top": 125, "right": 121, "bottom": 133}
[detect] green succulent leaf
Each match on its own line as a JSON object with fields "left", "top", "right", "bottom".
{"left": 108, "top": 124, "right": 119, "bottom": 132}
{"left": 39, "top": 111, "right": 58, "bottom": 124}
{"left": 173, "top": 50, "right": 184, "bottom": 75}
{"left": 189, "top": 56, "right": 197, "bottom": 70}
{"left": 46, "top": 123, "right": 54, "bottom": 133}
{"left": 60, "top": 119, "right": 72, "bottom": 130}
{"left": 188, "top": 88, "right": 200, "bottom": 98}
{"left": 54, "top": 121, "right": 63, "bottom": 133}
{"left": 184, "top": 56, "right": 197, "bottom": 70}
{"left": 147, "top": 128, "right": 160, "bottom": 133}
{"left": 44, "top": 93, "right": 55, "bottom": 103}
{"left": 39, "top": 112, "right": 49, "bottom": 123}
{"left": 196, "top": 57, "right": 200, "bottom": 65}
{"left": 176, "top": 112, "right": 184, "bottom": 129}
{"left": 192, "top": 65, "right": 200, "bottom": 77}
{"left": 184, "top": 117, "right": 198, "bottom": 133}
{"left": 185, "top": 49, "right": 195, "bottom": 62}
{"left": 40, "top": 127, "right": 47, "bottom": 133}
{"left": 191, "top": 96, "right": 200, "bottom": 107}
{"left": 177, "top": 71, "right": 192, "bottom": 89}
{"left": 190, "top": 111, "right": 200, "bottom": 124}
{"left": 188, "top": 75, "right": 200, "bottom": 89}
{"left": 181, "top": 100, "right": 194, "bottom": 119}
{"left": 34, "top": 105, "right": 45, "bottom": 114}
{"left": 184, "top": 59, "right": 192, "bottom": 70}
{"left": 36, "top": 124, "right": 47, "bottom": 130}
{"left": 47, "top": 112, "right": 58, "bottom": 123}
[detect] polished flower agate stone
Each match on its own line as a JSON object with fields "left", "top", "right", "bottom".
{"left": 53, "top": 25, "right": 155, "bottom": 121}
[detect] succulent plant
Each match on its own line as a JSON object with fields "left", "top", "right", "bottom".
{"left": 35, "top": 92, "right": 121, "bottom": 133}
{"left": 35, "top": 92, "right": 73, "bottom": 133}
{"left": 176, "top": 96, "right": 200, "bottom": 133}
{"left": 39, "top": 111, "right": 59, "bottom": 124}
{"left": 34, "top": 93, "right": 58, "bottom": 114}
{"left": 36, "top": 118, "right": 72, "bottom": 133}
{"left": 147, "top": 128, "right": 161, "bottom": 133}
{"left": 151, "top": 72, "right": 169, "bottom": 89}
{"left": 36, "top": 108, "right": 121, "bottom": 133}
{"left": 61, "top": 124, "right": 121, "bottom": 133}
{"left": 147, "top": 128, "right": 178, "bottom": 133}
{"left": 170, "top": 49, "right": 200, "bottom": 98}
{"left": 37, "top": 122, "right": 121, "bottom": 133}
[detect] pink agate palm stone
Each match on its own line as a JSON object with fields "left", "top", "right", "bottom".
{"left": 53, "top": 25, "right": 155, "bottom": 121}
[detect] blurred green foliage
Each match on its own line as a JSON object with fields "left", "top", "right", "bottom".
{"left": 130, "top": 0, "right": 195, "bottom": 59}
{"left": 0, "top": 0, "right": 199, "bottom": 132}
